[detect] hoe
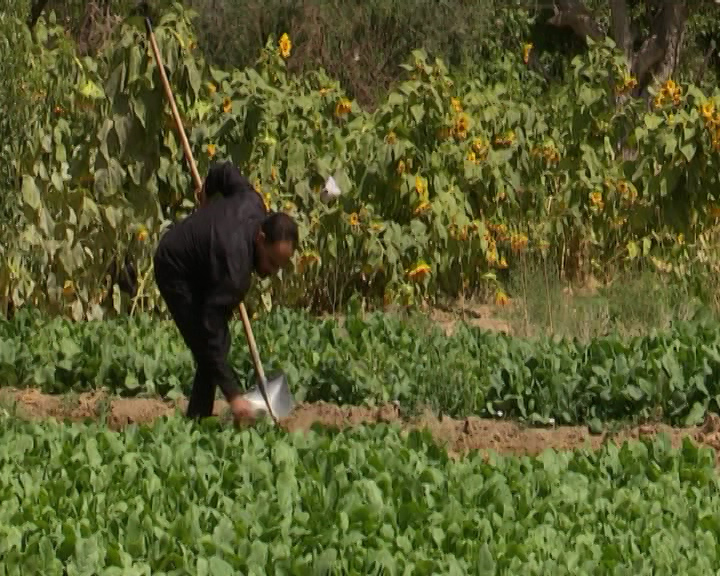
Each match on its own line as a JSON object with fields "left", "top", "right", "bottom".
{"left": 140, "top": 5, "right": 295, "bottom": 424}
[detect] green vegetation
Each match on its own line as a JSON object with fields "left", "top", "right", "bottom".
{"left": 4, "top": 307, "right": 720, "bottom": 427}
{"left": 16, "top": 1, "right": 720, "bottom": 107}
{"left": 2, "top": 2, "right": 720, "bottom": 321}
{"left": 2, "top": 415, "right": 719, "bottom": 574}
{"left": 4, "top": 2, "right": 720, "bottom": 571}
{"left": 497, "top": 264, "right": 716, "bottom": 339}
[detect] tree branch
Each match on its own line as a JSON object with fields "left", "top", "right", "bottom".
{"left": 631, "top": 33, "right": 664, "bottom": 82}
{"left": 695, "top": 40, "right": 717, "bottom": 85}
{"left": 548, "top": 0, "right": 604, "bottom": 42}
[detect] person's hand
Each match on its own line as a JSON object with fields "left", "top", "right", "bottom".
{"left": 229, "top": 395, "right": 256, "bottom": 424}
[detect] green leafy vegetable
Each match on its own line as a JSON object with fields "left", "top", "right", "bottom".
{"left": 0, "top": 415, "right": 718, "bottom": 573}
{"left": 3, "top": 307, "right": 720, "bottom": 426}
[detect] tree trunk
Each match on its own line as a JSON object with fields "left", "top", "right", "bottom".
{"left": 548, "top": 0, "right": 604, "bottom": 41}
{"left": 549, "top": 0, "right": 691, "bottom": 96}
{"left": 650, "top": 2, "right": 688, "bottom": 87}
{"left": 609, "top": 0, "right": 632, "bottom": 60}
{"left": 27, "top": 0, "right": 50, "bottom": 29}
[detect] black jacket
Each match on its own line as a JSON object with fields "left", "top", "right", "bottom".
{"left": 154, "top": 162, "right": 267, "bottom": 399}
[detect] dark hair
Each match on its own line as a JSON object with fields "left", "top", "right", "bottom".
{"left": 261, "top": 212, "right": 299, "bottom": 249}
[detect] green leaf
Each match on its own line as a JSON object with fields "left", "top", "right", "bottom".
{"left": 208, "top": 557, "right": 235, "bottom": 576}
{"left": 313, "top": 548, "right": 338, "bottom": 574}
{"left": 59, "top": 337, "right": 81, "bottom": 358}
{"left": 22, "top": 176, "right": 42, "bottom": 210}
{"left": 588, "top": 418, "right": 603, "bottom": 435}
{"left": 186, "top": 56, "right": 202, "bottom": 97}
{"left": 644, "top": 115, "right": 663, "bottom": 130}
{"left": 51, "top": 171, "right": 63, "bottom": 192}
{"left": 287, "top": 141, "right": 305, "bottom": 180}
{"left": 477, "top": 543, "right": 496, "bottom": 574}
{"left": 684, "top": 402, "right": 706, "bottom": 427}
{"left": 680, "top": 142, "right": 696, "bottom": 162}
{"left": 643, "top": 237, "right": 652, "bottom": 256}
{"left": 85, "top": 438, "right": 102, "bottom": 467}
{"left": 78, "top": 79, "right": 104, "bottom": 100}
{"left": 663, "top": 133, "right": 677, "bottom": 156}
{"left": 410, "top": 104, "right": 425, "bottom": 124}
{"left": 387, "top": 92, "right": 405, "bottom": 106}
{"left": 197, "top": 558, "right": 210, "bottom": 576}
{"left": 128, "top": 45, "right": 142, "bottom": 85}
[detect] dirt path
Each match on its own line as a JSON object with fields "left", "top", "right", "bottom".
{"left": 3, "top": 387, "right": 720, "bottom": 461}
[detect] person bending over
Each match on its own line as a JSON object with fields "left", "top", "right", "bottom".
{"left": 153, "top": 161, "right": 298, "bottom": 422}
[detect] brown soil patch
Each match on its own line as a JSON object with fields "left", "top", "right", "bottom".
{"left": 429, "top": 304, "right": 511, "bottom": 336}
{"left": 3, "top": 388, "right": 720, "bottom": 462}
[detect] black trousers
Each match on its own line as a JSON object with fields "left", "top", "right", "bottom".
{"left": 153, "top": 258, "right": 229, "bottom": 419}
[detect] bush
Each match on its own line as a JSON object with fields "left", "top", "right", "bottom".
{"left": 3, "top": 2, "right": 720, "bottom": 320}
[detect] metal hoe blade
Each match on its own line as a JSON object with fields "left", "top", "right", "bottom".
{"left": 242, "top": 371, "right": 295, "bottom": 420}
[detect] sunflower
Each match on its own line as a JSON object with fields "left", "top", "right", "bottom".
{"left": 700, "top": 101, "right": 715, "bottom": 121}
{"left": 407, "top": 261, "right": 431, "bottom": 281}
{"left": 522, "top": 43, "right": 533, "bottom": 65}
{"left": 297, "top": 251, "right": 319, "bottom": 273}
{"left": 279, "top": 33, "right": 292, "bottom": 58}
{"left": 414, "top": 201, "right": 431, "bottom": 216}
{"left": 415, "top": 175, "right": 427, "bottom": 196}
{"left": 495, "top": 290, "right": 509, "bottom": 306}
{"left": 455, "top": 114, "right": 470, "bottom": 134}
{"left": 335, "top": 98, "right": 352, "bottom": 117}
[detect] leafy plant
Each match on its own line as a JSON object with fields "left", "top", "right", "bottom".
{"left": 4, "top": 307, "right": 720, "bottom": 426}
{"left": 0, "top": 415, "right": 718, "bottom": 573}
{"left": 3, "top": 3, "right": 720, "bottom": 318}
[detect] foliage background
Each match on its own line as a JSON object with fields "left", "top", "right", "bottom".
{"left": 2, "top": 0, "right": 720, "bottom": 323}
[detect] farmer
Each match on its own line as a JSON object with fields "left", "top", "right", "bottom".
{"left": 153, "top": 161, "right": 299, "bottom": 422}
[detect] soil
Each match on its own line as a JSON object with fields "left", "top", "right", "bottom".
{"left": 4, "top": 387, "right": 720, "bottom": 462}
{"left": 428, "top": 304, "right": 511, "bottom": 336}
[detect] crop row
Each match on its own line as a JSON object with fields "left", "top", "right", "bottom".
{"left": 1, "top": 414, "right": 718, "bottom": 574}
{"left": 2, "top": 308, "right": 720, "bottom": 427}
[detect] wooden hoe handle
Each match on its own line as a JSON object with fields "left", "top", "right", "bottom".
{"left": 144, "top": 16, "right": 278, "bottom": 424}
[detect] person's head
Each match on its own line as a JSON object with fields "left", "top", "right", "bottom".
{"left": 254, "top": 212, "right": 299, "bottom": 278}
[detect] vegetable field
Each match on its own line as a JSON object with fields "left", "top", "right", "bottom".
{"left": 5, "top": 2, "right": 720, "bottom": 573}
{"left": 4, "top": 307, "right": 720, "bottom": 573}
{"left": 4, "top": 308, "right": 720, "bottom": 428}
{"left": 3, "top": 414, "right": 720, "bottom": 574}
